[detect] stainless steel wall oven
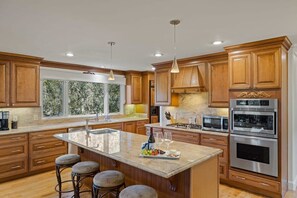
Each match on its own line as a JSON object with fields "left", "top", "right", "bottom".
{"left": 230, "top": 99, "right": 278, "bottom": 177}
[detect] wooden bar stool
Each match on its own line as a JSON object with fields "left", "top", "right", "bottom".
{"left": 71, "top": 161, "right": 100, "bottom": 198}
{"left": 55, "top": 154, "right": 81, "bottom": 198}
{"left": 119, "top": 185, "right": 158, "bottom": 198}
{"left": 92, "top": 170, "right": 125, "bottom": 198}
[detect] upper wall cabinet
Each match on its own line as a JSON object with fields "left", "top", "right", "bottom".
{"left": 208, "top": 60, "right": 229, "bottom": 108}
{"left": 126, "top": 72, "right": 143, "bottom": 104}
{"left": 225, "top": 36, "right": 291, "bottom": 90}
{"left": 154, "top": 67, "right": 178, "bottom": 106}
{"left": 0, "top": 52, "right": 43, "bottom": 108}
{"left": 0, "top": 61, "right": 10, "bottom": 107}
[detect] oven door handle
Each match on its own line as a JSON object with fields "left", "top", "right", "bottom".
{"left": 230, "top": 108, "right": 234, "bottom": 132}
{"left": 230, "top": 134, "right": 277, "bottom": 142}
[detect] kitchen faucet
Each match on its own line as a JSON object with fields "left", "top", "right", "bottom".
{"left": 85, "top": 112, "right": 100, "bottom": 132}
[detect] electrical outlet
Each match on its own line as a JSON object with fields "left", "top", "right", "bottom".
{"left": 33, "top": 114, "right": 39, "bottom": 121}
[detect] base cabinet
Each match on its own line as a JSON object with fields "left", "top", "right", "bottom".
{"left": 0, "top": 134, "right": 28, "bottom": 181}
{"left": 29, "top": 129, "right": 67, "bottom": 172}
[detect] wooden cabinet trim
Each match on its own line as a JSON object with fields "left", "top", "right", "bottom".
{"left": 0, "top": 60, "right": 10, "bottom": 107}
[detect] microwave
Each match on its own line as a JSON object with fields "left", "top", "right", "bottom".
{"left": 202, "top": 115, "right": 228, "bottom": 132}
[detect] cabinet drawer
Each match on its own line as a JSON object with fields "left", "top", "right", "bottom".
{"left": 229, "top": 170, "right": 280, "bottom": 193}
{"left": 137, "top": 120, "right": 149, "bottom": 126}
{"left": 200, "top": 134, "right": 228, "bottom": 146}
{"left": 201, "top": 142, "right": 228, "bottom": 163}
{"left": 219, "top": 163, "right": 228, "bottom": 179}
{"left": 0, "top": 142, "right": 28, "bottom": 159}
{"left": 0, "top": 157, "right": 28, "bottom": 179}
{"left": 29, "top": 129, "right": 67, "bottom": 142}
{"left": 152, "top": 128, "right": 163, "bottom": 133}
{"left": 0, "top": 134, "right": 27, "bottom": 144}
{"left": 29, "top": 153, "right": 66, "bottom": 172}
{"left": 30, "top": 140, "right": 67, "bottom": 156}
{"left": 166, "top": 130, "right": 199, "bottom": 145}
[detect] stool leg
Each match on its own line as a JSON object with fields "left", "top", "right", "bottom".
{"left": 72, "top": 173, "right": 79, "bottom": 198}
{"left": 55, "top": 165, "right": 62, "bottom": 198}
{"left": 92, "top": 185, "right": 98, "bottom": 198}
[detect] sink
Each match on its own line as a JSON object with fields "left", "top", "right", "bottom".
{"left": 87, "top": 128, "right": 118, "bottom": 134}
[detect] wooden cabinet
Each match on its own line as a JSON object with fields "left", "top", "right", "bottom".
{"left": 93, "top": 123, "right": 123, "bottom": 130}
{"left": 208, "top": 60, "right": 229, "bottom": 107}
{"left": 123, "top": 121, "right": 137, "bottom": 133}
{"left": 0, "top": 53, "right": 42, "bottom": 107}
{"left": 29, "top": 129, "right": 67, "bottom": 172}
{"left": 164, "top": 129, "right": 200, "bottom": 145}
{"left": 136, "top": 120, "right": 149, "bottom": 135}
{"left": 252, "top": 48, "right": 281, "bottom": 89}
{"left": 126, "top": 72, "right": 142, "bottom": 104}
{"left": 151, "top": 115, "right": 159, "bottom": 123}
{"left": 200, "top": 134, "right": 229, "bottom": 179}
{"left": 154, "top": 68, "right": 178, "bottom": 106}
{"left": 229, "top": 170, "right": 281, "bottom": 194}
{"left": 228, "top": 53, "right": 252, "bottom": 90}
{"left": 11, "top": 62, "right": 40, "bottom": 107}
{"left": 0, "top": 134, "right": 28, "bottom": 181}
{"left": 0, "top": 61, "right": 10, "bottom": 107}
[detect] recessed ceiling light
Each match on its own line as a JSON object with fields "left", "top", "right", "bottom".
{"left": 212, "top": 41, "right": 223, "bottom": 45}
{"left": 154, "top": 52, "right": 163, "bottom": 57}
{"left": 152, "top": 67, "right": 156, "bottom": 71}
{"left": 66, "top": 52, "right": 74, "bottom": 57}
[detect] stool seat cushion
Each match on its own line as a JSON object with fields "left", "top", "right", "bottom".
{"left": 93, "top": 170, "right": 125, "bottom": 188}
{"left": 72, "top": 161, "right": 99, "bottom": 174}
{"left": 55, "top": 154, "right": 80, "bottom": 165}
{"left": 119, "top": 185, "right": 158, "bottom": 198}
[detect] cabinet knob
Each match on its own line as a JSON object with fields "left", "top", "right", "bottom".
{"left": 7, "top": 104, "right": 9, "bottom": 106}
{"left": 12, "top": 104, "right": 15, "bottom": 106}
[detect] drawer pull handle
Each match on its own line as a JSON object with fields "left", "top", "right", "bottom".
{"left": 11, "top": 165, "right": 21, "bottom": 169}
{"left": 260, "top": 182, "right": 270, "bottom": 187}
{"left": 235, "top": 176, "right": 246, "bottom": 180}
{"left": 207, "top": 138, "right": 215, "bottom": 141}
{"left": 11, "top": 137, "right": 22, "bottom": 140}
{"left": 36, "top": 160, "right": 46, "bottom": 164}
{"left": 55, "top": 143, "right": 62, "bottom": 146}
{"left": 37, "top": 135, "right": 44, "bottom": 137}
{"left": 37, "top": 146, "right": 45, "bottom": 149}
{"left": 11, "top": 150, "right": 21, "bottom": 153}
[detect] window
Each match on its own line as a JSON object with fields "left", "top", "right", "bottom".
{"left": 42, "top": 80, "right": 64, "bottom": 117}
{"left": 41, "top": 79, "right": 124, "bottom": 118}
{"left": 68, "top": 81, "right": 104, "bottom": 115}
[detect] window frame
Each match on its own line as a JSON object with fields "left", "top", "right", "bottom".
{"left": 40, "top": 68, "right": 126, "bottom": 119}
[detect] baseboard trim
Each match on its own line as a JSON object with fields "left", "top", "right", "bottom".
{"left": 288, "top": 176, "right": 297, "bottom": 191}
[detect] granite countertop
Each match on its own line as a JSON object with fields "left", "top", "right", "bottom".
{"left": 145, "top": 123, "right": 229, "bottom": 137}
{"left": 54, "top": 130, "right": 222, "bottom": 178}
{"left": 0, "top": 117, "right": 148, "bottom": 136}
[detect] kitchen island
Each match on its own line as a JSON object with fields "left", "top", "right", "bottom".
{"left": 54, "top": 129, "right": 222, "bottom": 198}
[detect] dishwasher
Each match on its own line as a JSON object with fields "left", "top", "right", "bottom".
{"left": 67, "top": 126, "right": 90, "bottom": 154}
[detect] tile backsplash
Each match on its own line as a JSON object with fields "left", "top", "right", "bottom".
{"left": 160, "top": 92, "right": 228, "bottom": 126}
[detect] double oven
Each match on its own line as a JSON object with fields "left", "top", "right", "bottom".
{"left": 230, "top": 99, "right": 278, "bottom": 177}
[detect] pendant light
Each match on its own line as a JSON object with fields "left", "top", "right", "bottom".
{"left": 170, "top": 19, "right": 180, "bottom": 73}
{"left": 108, "top": 41, "right": 115, "bottom": 81}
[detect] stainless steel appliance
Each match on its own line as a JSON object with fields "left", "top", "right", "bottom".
{"left": 230, "top": 99, "right": 278, "bottom": 177}
{"left": 0, "top": 111, "right": 9, "bottom": 130}
{"left": 202, "top": 115, "right": 228, "bottom": 132}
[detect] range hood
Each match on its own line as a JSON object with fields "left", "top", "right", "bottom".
{"left": 171, "top": 63, "right": 207, "bottom": 93}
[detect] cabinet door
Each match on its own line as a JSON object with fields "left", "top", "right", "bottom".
{"left": 131, "top": 75, "right": 142, "bottom": 103}
{"left": 208, "top": 61, "right": 229, "bottom": 107}
{"left": 11, "top": 61, "right": 40, "bottom": 107}
{"left": 155, "top": 68, "right": 177, "bottom": 106}
{"left": 0, "top": 61, "right": 10, "bottom": 107}
{"left": 252, "top": 48, "right": 281, "bottom": 89}
{"left": 151, "top": 115, "right": 159, "bottom": 123}
{"left": 123, "top": 121, "right": 136, "bottom": 133}
{"left": 229, "top": 54, "right": 252, "bottom": 89}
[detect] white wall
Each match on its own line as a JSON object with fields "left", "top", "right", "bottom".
{"left": 288, "top": 44, "right": 297, "bottom": 190}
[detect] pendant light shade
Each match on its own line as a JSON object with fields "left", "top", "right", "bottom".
{"left": 171, "top": 57, "right": 179, "bottom": 73}
{"left": 108, "top": 41, "right": 115, "bottom": 81}
{"left": 170, "top": 19, "right": 180, "bottom": 73}
{"left": 108, "top": 69, "right": 115, "bottom": 81}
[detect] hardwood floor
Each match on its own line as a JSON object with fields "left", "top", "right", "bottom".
{"left": 0, "top": 170, "right": 296, "bottom": 198}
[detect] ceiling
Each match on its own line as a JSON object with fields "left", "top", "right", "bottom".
{"left": 0, "top": 0, "right": 296, "bottom": 71}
